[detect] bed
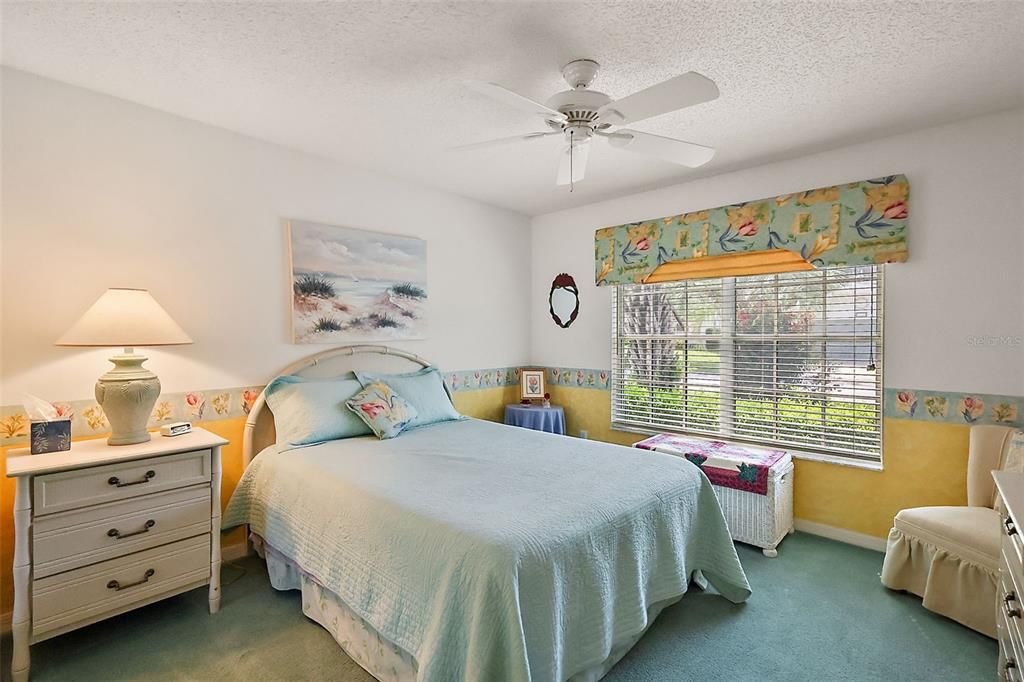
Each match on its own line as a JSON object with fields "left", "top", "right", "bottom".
{"left": 223, "top": 345, "right": 750, "bottom": 682}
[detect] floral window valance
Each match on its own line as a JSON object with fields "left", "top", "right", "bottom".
{"left": 595, "top": 174, "right": 908, "bottom": 286}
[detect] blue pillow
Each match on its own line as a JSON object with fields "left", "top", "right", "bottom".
{"left": 265, "top": 372, "right": 355, "bottom": 392}
{"left": 354, "top": 366, "right": 462, "bottom": 429}
{"left": 264, "top": 375, "right": 371, "bottom": 446}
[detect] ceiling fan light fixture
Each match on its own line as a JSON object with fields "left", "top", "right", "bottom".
{"left": 556, "top": 136, "right": 589, "bottom": 188}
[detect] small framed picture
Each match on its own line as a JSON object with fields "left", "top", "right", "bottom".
{"left": 520, "top": 369, "right": 546, "bottom": 400}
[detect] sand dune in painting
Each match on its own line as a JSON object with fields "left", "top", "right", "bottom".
{"left": 288, "top": 220, "right": 427, "bottom": 343}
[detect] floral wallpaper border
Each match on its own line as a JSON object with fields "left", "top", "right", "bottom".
{"left": 883, "top": 388, "right": 1021, "bottom": 427}
{"left": 0, "top": 385, "right": 266, "bottom": 447}
{"left": 542, "top": 366, "right": 1023, "bottom": 428}
{"left": 3, "top": 368, "right": 1019, "bottom": 446}
{"left": 444, "top": 367, "right": 522, "bottom": 392}
{"left": 545, "top": 367, "right": 611, "bottom": 390}
{"left": 0, "top": 367, "right": 525, "bottom": 446}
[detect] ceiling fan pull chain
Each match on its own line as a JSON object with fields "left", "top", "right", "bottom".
{"left": 569, "top": 129, "right": 575, "bottom": 193}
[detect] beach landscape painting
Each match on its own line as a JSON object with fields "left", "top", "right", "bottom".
{"left": 287, "top": 219, "right": 427, "bottom": 343}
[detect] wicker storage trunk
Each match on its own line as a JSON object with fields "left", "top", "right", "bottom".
{"left": 634, "top": 434, "right": 795, "bottom": 557}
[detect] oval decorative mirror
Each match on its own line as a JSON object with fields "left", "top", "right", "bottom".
{"left": 549, "top": 273, "right": 580, "bottom": 329}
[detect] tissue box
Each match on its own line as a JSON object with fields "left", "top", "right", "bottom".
{"left": 30, "top": 419, "right": 71, "bottom": 455}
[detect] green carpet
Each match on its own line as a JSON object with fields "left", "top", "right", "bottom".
{"left": 3, "top": 533, "right": 995, "bottom": 681}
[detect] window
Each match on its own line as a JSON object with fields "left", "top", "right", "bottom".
{"left": 612, "top": 266, "right": 883, "bottom": 462}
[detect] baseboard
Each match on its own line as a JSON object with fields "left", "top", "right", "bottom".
{"left": 222, "top": 541, "right": 251, "bottom": 562}
{"left": 794, "top": 519, "right": 888, "bottom": 552}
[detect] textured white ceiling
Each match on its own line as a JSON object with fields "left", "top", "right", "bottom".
{"left": 2, "top": 1, "right": 1022, "bottom": 216}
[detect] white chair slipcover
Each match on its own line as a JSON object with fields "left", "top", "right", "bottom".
{"left": 881, "top": 425, "right": 1023, "bottom": 638}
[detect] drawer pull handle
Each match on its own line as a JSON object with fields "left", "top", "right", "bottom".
{"left": 108, "top": 470, "right": 156, "bottom": 488}
{"left": 1006, "top": 593, "right": 1022, "bottom": 619}
{"left": 107, "top": 519, "right": 156, "bottom": 540}
{"left": 107, "top": 568, "right": 155, "bottom": 592}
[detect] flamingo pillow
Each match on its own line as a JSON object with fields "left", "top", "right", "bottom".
{"left": 345, "top": 381, "right": 418, "bottom": 440}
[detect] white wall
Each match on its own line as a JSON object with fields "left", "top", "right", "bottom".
{"left": 0, "top": 69, "right": 532, "bottom": 403}
{"left": 531, "top": 109, "right": 1024, "bottom": 396}
{"left": 4, "top": 69, "right": 1022, "bottom": 403}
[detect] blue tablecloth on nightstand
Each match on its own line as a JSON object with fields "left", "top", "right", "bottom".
{"left": 504, "top": 404, "right": 566, "bottom": 435}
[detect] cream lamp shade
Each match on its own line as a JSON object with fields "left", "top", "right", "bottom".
{"left": 57, "top": 288, "right": 192, "bottom": 446}
{"left": 56, "top": 288, "right": 192, "bottom": 347}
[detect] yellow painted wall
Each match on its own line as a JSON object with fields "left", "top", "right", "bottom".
{"left": 452, "top": 386, "right": 522, "bottom": 423}
{"left": 0, "top": 386, "right": 515, "bottom": 619}
{"left": 793, "top": 419, "right": 968, "bottom": 536}
{"left": 547, "top": 384, "right": 971, "bottom": 539}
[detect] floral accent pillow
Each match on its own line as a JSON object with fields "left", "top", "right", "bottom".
{"left": 345, "top": 382, "right": 418, "bottom": 440}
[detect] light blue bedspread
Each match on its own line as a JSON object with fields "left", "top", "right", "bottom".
{"left": 224, "top": 419, "right": 750, "bottom": 682}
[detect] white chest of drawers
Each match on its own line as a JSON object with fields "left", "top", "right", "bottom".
{"left": 5, "top": 428, "right": 228, "bottom": 682}
{"left": 995, "top": 471, "right": 1024, "bottom": 682}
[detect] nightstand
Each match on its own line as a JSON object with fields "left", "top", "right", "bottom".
{"left": 504, "top": 404, "right": 566, "bottom": 435}
{"left": 5, "top": 428, "right": 228, "bottom": 682}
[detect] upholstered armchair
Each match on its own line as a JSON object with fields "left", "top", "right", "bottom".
{"left": 881, "top": 425, "right": 1023, "bottom": 638}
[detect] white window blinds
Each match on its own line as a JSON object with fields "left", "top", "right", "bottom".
{"left": 612, "top": 266, "right": 883, "bottom": 461}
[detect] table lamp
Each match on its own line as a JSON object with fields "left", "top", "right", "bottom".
{"left": 56, "top": 288, "right": 192, "bottom": 445}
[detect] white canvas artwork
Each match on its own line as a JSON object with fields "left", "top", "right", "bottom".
{"left": 287, "top": 219, "right": 427, "bottom": 343}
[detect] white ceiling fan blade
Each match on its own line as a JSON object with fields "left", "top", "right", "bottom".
{"left": 605, "top": 130, "right": 715, "bottom": 168}
{"left": 598, "top": 72, "right": 718, "bottom": 126}
{"left": 451, "top": 131, "right": 560, "bottom": 151}
{"left": 465, "top": 81, "right": 567, "bottom": 122}
{"left": 556, "top": 140, "right": 590, "bottom": 186}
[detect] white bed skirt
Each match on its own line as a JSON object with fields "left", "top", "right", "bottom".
{"left": 251, "top": 535, "right": 681, "bottom": 682}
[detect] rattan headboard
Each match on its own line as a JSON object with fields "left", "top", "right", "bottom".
{"left": 242, "top": 344, "right": 431, "bottom": 467}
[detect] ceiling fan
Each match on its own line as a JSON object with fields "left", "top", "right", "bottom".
{"left": 456, "top": 59, "right": 719, "bottom": 189}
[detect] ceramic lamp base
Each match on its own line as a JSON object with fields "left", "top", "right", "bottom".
{"left": 95, "top": 350, "right": 161, "bottom": 446}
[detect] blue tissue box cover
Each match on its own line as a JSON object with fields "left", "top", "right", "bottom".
{"left": 31, "top": 419, "right": 71, "bottom": 454}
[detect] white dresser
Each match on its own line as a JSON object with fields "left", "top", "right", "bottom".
{"left": 5, "top": 428, "right": 228, "bottom": 682}
{"left": 995, "top": 470, "right": 1024, "bottom": 682}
